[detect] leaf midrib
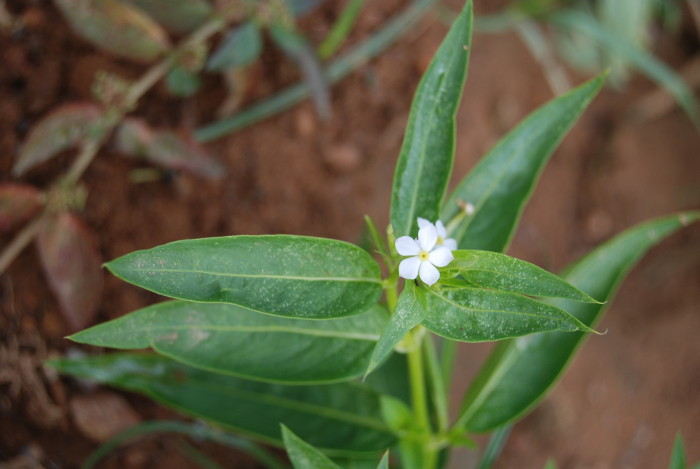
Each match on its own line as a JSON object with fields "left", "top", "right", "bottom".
{"left": 123, "top": 324, "right": 380, "bottom": 341}
{"left": 119, "top": 267, "right": 382, "bottom": 284}
{"left": 426, "top": 288, "right": 571, "bottom": 324}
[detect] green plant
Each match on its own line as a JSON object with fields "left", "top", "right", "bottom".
{"left": 472, "top": 0, "right": 699, "bottom": 127}
{"left": 47, "top": 2, "right": 698, "bottom": 468}
{"left": 0, "top": 0, "right": 385, "bottom": 330}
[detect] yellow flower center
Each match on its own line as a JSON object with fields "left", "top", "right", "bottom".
{"left": 418, "top": 250, "right": 430, "bottom": 261}
{"left": 437, "top": 235, "right": 444, "bottom": 245}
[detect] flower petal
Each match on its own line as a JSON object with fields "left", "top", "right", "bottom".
{"left": 399, "top": 257, "right": 421, "bottom": 280}
{"left": 443, "top": 238, "right": 458, "bottom": 250}
{"left": 417, "top": 217, "right": 431, "bottom": 229}
{"left": 395, "top": 236, "right": 420, "bottom": 256}
{"left": 419, "top": 261, "right": 440, "bottom": 286}
{"left": 418, "top": 224, "right": 438, "bottom": 252}
{"left": 429, "top": 246, "right": 454, "bottom": 267}
{"left": 435, "top": 220, "right": 447, "bottom": 238}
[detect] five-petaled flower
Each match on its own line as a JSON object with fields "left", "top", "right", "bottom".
{"left": 418, "top": 217, "right": 457, "bottom": 250}
{"left": 395, "top": 220, "right": 454, "bottom": 286}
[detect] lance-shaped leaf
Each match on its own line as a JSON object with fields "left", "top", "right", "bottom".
{"left": 421, "top": 287, "right": 594, "bottom": 342}
{"left": 106, "top": 235, "right": 383, "bottom": 319}
{"left": 456, "top": 212, "right": 700, "bottom": 432}
{"left": 389, "top": 1, "right": 473, "bottom": 237}
{"left": 0, "top": 184, "right": 43, "bottom": 233}
{"left": 446, "top": 250, "right": 599, "bottom": 303}
{"left": 37, "top": 212, "right": 103, "bottom": 331}
{"left": 669, "top": 434, "right": 687, "bottom": 469}
{"left": 54, "top": 0, "right": 170, "bottom": 63}
{"left": 207, "top": 22, "right": 263, "bottom": 71}
{"left": 269, "top": 24, "right": 331, "bottom": 120}
{"left": 366, "top": 283, "right": 425, "bottom": 377}
{"left": 14, "top": 103, "right": 103, "bottom": 176}
{"left": 49, "top": 354, "right": 396, "bottom": 456}
{"left": 551, "top": 10, "right": 699, "bottom": 127}
{"left": 441, "top": 74, "right": 605, "bottom": 252}
{"left": 115, "top": 119, "right": 225, "bottom": 179}
{"left": 70, "top": 301, "right": 387, "bottom": 384}
{"left": 282, "top": 425, "right": 342, "bottom": 469}
{"left": 123, "top": 0, "right": 212, "bottom": 34}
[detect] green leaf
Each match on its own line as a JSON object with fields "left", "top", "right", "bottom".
{"left": 70, "top": 301, "right": 387, "bottom": 384}
{"left": 389, "top": 1, "right": 473, "bottom": 237}
{"left": 669, "top": 433, "right": 686, "bottom": 469}
{"left": 376, "top": 452, "right": 390, "bottom": 469}
{"left": 165, "top": 66, "right": 201, "bottom": 98}
{"left": 543, "top": 460, "right": 557, "bottom": 469}
{"left": 366, "top": 283, "right": 425, "bottom": 376}
{"left": 475, "top": 425, "right": 511, "bottom": 469}
{"left": 269, "top": 24, "right": 331, "bottom": 120}
{"left": 441, "top": 74, "right": 605, "bottom": 252}
{"left": 105, "top": 235, "right": 382, "bottom": 319}
{"left": 207, "top": 22, "right": 263, "bottom": 71}
{"left": 49, "top": 354, "right": 396, "bottom": 457}
{"left": 282, "top": 425, "right": 342, "bottom": 469}
{"left": 447, "top": 250, "right": 599, "bottom": 303}
{"left": 421, "top": 287, "right": 594, "bottom": 342}
{"left": 551, "top": 10, "right": 699, "bottom": 127}
{"left": 457, "top": 212, "right": 700, "bottom": 432}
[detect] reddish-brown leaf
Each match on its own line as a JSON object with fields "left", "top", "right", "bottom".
{"left": 14, "top": 103, "right": 103, "bottom": 176}
{"left": 54, "top": 0, "right": 171, "bottom": 63}
{"left": 0, "top": 184, "right": 44, "bottom": 233}
{"left": 116, "top": 119, "right": 226, "bottom": 179}
{"left": 36, "top": 213, "right": 103, "bottom": 331}
{"left": 114, "top": 118, "right": 155, "bottom": 156}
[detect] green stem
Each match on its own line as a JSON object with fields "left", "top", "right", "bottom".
{"left": 407, "top": 330, "right": 437, "bottom": 469}
{"left": 439, "top": 338, "right": 457, "bottom": 393}
{"left": 424, "top": 335, "right": 449, "bottom": 433}
{"left": 318, "top": 0, "right": 365, "bottom": 59}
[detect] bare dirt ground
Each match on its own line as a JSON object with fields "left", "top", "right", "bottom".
{"left": 1, "top": 1, "right": 699, "bottom": 468}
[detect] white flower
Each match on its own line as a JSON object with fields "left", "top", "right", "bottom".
{"left": 395, "top": 222, "right": 454, "bottom": 286}
{"left": 417, "top": 217, "right": 457, "bottom": 250}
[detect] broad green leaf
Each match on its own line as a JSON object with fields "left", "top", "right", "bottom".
{"left": 282, "top": 425, "right": 342, "bottom": 469}
{"left": 70, "top": 301, "right": 387, "bottom": 384}
{"left": 669, "top": 433, "right": 686, "bottom": 469}
{"left": 54, "top": 0, "right": 170, "bottom": 63}
{"left": 123, "top": 0, "right": 212, "bottom": 34}
{"left": 366, "top": 283, "right": 425, "bottom": 376}
{"left": 390, "top": 1, "right": 473, "bottom": 237}
{"left": 441, "top": 74, "right": 605, "bottom": 252}
{"left": 551, "top": 11, "right": 699, "bottom": 127}
{"left": 50, "top": 354, "right": 396, "bottom": 457}
{"left": 207, "top": 22, "right": 263, "bottom": 71}
{"left": 446, "top": 250, "right": 598, "bottom": 303}
{"left": 457, "top": 212, "right": 700, "bottom": 432}
{"left": 106, "top": 235, "right": 382, "bottom": 319}
{"left": 421, "top": 287, "right": 593, "bottom": 342}
{"left": 14, "top": 103, "right": 103, "bottom": 176}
